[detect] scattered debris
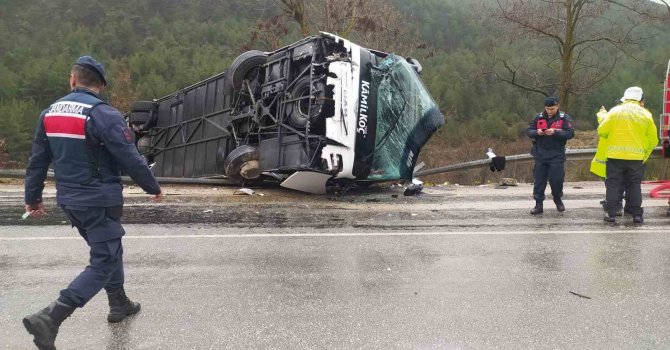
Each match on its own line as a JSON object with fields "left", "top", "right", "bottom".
{"left": 500, "top": 178, "right": 518, "bottom": 186}
{"left": 569, "top": 291, "right": 592, "bottom": 299}
{"left": 366, "top": 198, "right": 380, "bottom": 202}
{"left": 404, "top": 183, "right": 424, "bottom": 196}
{"left": 203, "top": 209, "right": 214, "bottom": 214}
{"left": 391, "top": 194, "right": 398, "bottom": 198}
{"left": 233, "top": 188, "right": 254, "bottom": 195}
{"left": 573, "top": 186, "right": 583, "bottom": 189}
{"left": 411, "top": 213, "right": 418, "bottom": 217}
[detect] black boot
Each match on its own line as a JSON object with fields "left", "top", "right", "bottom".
{"left": 530, "top": 202, "right": 543, "bottom": 215}
{"left": 23, "top": 300, "right": 75, "bottom": 350}
{"left": 553, "top": 197, "right": 565, "bottom": 212}
{"left": 106, "top": 288, "right": 141, "bottom": 323}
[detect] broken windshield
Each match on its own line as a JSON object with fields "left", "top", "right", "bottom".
{"left": 367, "top": 55, "right": 443, "bottom": 180}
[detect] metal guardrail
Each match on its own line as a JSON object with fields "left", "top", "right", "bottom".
{"left": 414, "top": 146, "right": 664, "bottom": 177}
{"left": 0, "top": 169, "right": 235, "bottom": 186}
{"left": 0, "top": 146, "right": 664, "bottom": 183}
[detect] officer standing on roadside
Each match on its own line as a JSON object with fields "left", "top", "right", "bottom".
{"left": 527, "top": 96, "right": 575, "bottom": 215}
{"left": 22, "top": 56, "right": 162, "bottom": 350}
{"left": 598, "top": 86, "right": 657, "bottom": 224}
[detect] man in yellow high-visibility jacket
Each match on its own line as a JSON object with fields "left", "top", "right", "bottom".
{"left": 592, "top": 105, "right": 627, "bottom": 216}
{"left": 598, "top": 86, "right": 658, "bottom": 224}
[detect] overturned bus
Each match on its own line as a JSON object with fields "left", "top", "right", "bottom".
{"left": 128, "top": 33, "right": 444, "bottom": 193}
{"left": 661, "top": 59, "right": 670, "bottom": 158}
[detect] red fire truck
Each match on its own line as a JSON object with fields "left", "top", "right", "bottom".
{"left": 661, "top": 59, "right": 670, "bottom": 216}
{"left": 661, "top": 59, "right": 670, "bottom": 157}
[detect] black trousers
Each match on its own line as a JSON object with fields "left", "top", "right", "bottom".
{"left": 532, "top": 160, "right": 565, "bottom": 202}
{"left": 605, "top": 159, "right": 645, "bottom": 217}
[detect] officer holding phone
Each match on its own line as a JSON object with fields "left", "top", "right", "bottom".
{"left": 526, "top": 97, "right": 575, "bottom": 215}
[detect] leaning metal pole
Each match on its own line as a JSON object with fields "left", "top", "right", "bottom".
{"left": 414, "top": 147, "right": 663, "bottom": 177}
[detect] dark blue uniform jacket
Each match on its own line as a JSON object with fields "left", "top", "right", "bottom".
{"left": 526, "top": 111, "right": 575, "bottom": 162}
{"left": 25, "top": 88, "right": 160, "bottom": 207}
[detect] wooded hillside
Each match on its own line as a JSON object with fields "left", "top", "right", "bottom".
{"left": 1, "top": 0, "right": 668, "bottom": 178}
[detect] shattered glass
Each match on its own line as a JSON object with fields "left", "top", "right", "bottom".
{"left": 367, "top": 55, "right": 444, "bottom": 180}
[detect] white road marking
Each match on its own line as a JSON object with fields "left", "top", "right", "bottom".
{"left": 0, "top": 229, "right": 667, "bottom": 241}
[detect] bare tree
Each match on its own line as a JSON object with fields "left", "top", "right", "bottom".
{"left": 662, "top": 0, "right": 670, "bottom": 18}
{"left": 108, "top": 63, "right": 139, "bottom": 115}
{"left": 244, "top": 14, "right": 290, "bottom": 51}
{"left": 261, "top": 0, "right": 427, "bottom": 56}
{"left": 488, "top": 0, "right": 669, "bottom": 110}
{"left": 274, "top": 0, "right": 309, "bottom": 36}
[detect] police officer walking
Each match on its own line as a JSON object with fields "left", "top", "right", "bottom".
{"left": 598, "top": 86, "right": 658, "bottom": 224}
{"left": 527, "top": 97, "right": 575, "bottom": 215}
{"left": 22, "top": 56, "right": 162, "bottom": 350}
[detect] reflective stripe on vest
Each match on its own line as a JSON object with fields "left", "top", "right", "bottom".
{"left": 44, "top": 90, "right": 106, "bottom": 184}
{"left": 44, "top": 101, "right": 92, "bottom": 139}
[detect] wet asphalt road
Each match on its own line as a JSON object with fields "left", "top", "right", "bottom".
{"left": 1, "top": 181, "right": 670, "bottom": 349}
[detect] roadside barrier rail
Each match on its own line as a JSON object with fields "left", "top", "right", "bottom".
{"left": 0, "top": 169, "right": 234, "bottom": 186}
{"left": 0, "top": 147, "right": 664, "bottom": 185}
{"left": 415, "top": 147, "right": 663, "bottom": 177}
